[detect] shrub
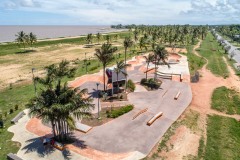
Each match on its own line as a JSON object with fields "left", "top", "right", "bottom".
{"left": 140, "top": 78, "right": 147, "bottom": 85}
{"left": 127, "top": 79, "right": 135, "bottom": 92}
{"left": 9, "top": 109, "right": 14, "bottom": 114}
{"left": 141, "top": 78, "right": 161, "bottom": 90}
{"left": 15, "top": 105, "right": 19, "bottom": 111}
{"left": 107, "top": 104, "right": 134, "bottom": 118}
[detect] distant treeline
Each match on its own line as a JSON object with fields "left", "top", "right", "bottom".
{"left": 214, "top": 25, "right": 240, "bottom": 41}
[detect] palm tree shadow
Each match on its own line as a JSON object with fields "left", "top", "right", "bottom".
{"left": 72, "top": 139, "right": 87, "bottom": 149}
{"left": 22, "top": 136, "right": 72, "bottom": 160}
{"left": 89, "top": 89, "right": 99, "bottom": 98}
{"left": 22, "top": 137, "right": 55, "bottom": 157}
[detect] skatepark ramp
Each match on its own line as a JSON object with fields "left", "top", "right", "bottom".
{"left": 155, "top": 71, "right": 183, "bottom": 82}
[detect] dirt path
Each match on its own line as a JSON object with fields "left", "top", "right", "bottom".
{"left": 157, "top": 40, "right": 240, "bottom": 160}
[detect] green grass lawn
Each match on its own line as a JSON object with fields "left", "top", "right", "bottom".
{"left": 186, "top": 45, "right": 206, "bottom": 75}
{"left": 198, "top": 33, "right": 229, "bottom": 78}
{"left": 211, "top": 86, "right": 240, "bottom": 115}
{"left": 205, "top": 115, "right": 240, "bottom": 160}
{"left": 0, "top": 84, "right": 35, "bottom": 159}
{"left": 0, "top": 31, "right": 130, "bottom": 56}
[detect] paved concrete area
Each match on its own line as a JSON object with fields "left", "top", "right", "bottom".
{"left": 75, "top": 79, "right": 192, "bottom": 155}
{"left": 149, "top": 53, "right": 190, "bottom": 78}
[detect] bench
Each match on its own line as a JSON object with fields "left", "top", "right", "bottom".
{"left": 156, "top": 72, "right": 172, "bottom": 79}
{"left": 147, "top": 112, "right": 163, "bottom": 126}
{"left": 11, "top": 111, "right": 25, "bottom": 124}
{"left": 75, "top": 122, "right": 92, "bottom": 133}
{"left": 7, "top": 153, "right": 23, "bottom": 160}
{"left": 174, "top": 91, "right": 181, "bottom": 100}
{"left": 132, "top": 108, "right": 148, "bottom": 120}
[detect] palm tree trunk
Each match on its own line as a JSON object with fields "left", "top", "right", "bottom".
{"left": 124, "top": 48, "right": 127, "bottom": 64}
{"left": 103, "top": 65, "right": 106, "bottom": 91}
{"left": 154, "top": 55, "right": 157, "bottom": 80}
{"left": 117, "top": 73, "right": 119, "bottom": 98}
{"left": 146, "top": 63, "right": 149, "bottom": 79}
{"left": 51, "top": 120, "right": 56, "bottom": 138}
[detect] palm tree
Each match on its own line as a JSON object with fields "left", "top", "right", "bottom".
{"left": 114, "top": 60, "right": 129, "bottom": 96}
{"left": 123, "top": 37, "right": 133, "bottom": 65}
{"left": 154, "top": 45, "right": 169, "bottom": 79}
{"left": 96, "top": 33, "right": 102, "bottom": 44}
{"left": 29, "top": 32, "right": 37, "bottom": 48}
{"left": 139, "top": 37, "right": 147, "bottom": 52}
{"left": 105, "top": 35, "right": 111, "bottom": 44}
{"left": 27, "top": 61, "right": 94, "bottom": 141}
{"left": 86, "top": 33, "right": 93, "bottom": 44}
{"left": 15, "top": 31, "right": 28, "bottom": 49}
{"left": 133, "top": 29, "right": 139, "bottom": 42}
{"left": 114, "top": 34, "right": 119, "bottom": 42}
{"left": 95, "top": 43, "right": 117, "bottom": 91}
{"left": 144, "top": 53, "right": 154, "bottom": 79}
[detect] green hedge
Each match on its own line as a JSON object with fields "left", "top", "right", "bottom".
{"left": 127, "top": 79, "right": 135, "bottom": 92}
{"left": 107, "top": 104, "right": 134, "bottom": 118}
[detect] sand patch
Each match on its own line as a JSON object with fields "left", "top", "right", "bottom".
{"left": 160, "top": 126, "right": 200, "bottom": 160}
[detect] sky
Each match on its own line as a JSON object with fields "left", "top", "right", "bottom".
{"left": 0, "top": 0, "right": 240, "bottom": 25}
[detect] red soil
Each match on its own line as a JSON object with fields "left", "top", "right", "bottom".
{"left": 69, "top": 75, "right": 105, "bottom": 88}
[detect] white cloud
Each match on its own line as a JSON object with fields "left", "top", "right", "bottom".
{"left": 1, "top": 0, "right": 239, "bottom": 24}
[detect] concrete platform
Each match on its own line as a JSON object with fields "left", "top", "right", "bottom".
{"left": 75, "top": 80, "right": 192, "bottom": 155}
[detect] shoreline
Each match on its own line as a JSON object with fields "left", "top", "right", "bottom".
{"left": 0, "top": 28, "right": 128, "bottom": 44}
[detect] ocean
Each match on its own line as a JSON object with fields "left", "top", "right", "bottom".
{"left": 0, "top": 25, "right": 122, "bottom": 43}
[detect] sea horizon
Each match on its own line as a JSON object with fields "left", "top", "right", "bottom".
{"left": 0, "top": 25, "right": 120, "bottom": 43}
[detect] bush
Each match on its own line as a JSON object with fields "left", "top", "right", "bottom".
{"left": 15, "top": 105, "right": 19, "bottom": 111}
{"left": 9, "top": 109, "right": 14, "bottom": 114}
{"left": 107, "top": 104, "right": 134, "bottom": 118}
{"left": 140, "top": 78, "right": 147, "bottom": 85}
{"left": 127, "top": 79, "right": 135, "bottom": 92}
{"left": 141, "top": 78, "right": 161, "bottom": 90}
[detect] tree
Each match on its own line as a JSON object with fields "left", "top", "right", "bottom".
{"left": 154, "top": 45, "right": 169, "bottom": 79}
{"left": 144, "top": 53, "right": 154, "bottom": 79}
{"left": 133, "top": 29, "right": 139, "bottom": 42}
{"left": 86, "top": 33, "right": 93, "bottom": 44}
{"left": 105, "top": 35, "right": 111, "bottom": 44}
{"left": 123, "top": 37, "right": 133, "bottom": 64}
{"left": 29, "top": 32, "right": 37, "bottom": 48}
{"left": 27, "top": 60, "right": 94, "bottom": 141}
{"left": 96, "top": 33, "right": 102, "bottom": 44}
{"left": 15, "top": 31, "right": 28, "bottom": 49}
{"left": 95, "top": 43, "right": 117, "bottom": 91}
{"left": 139, "top": 37, "right": 147, "bottom": 51}
{"left": 114, "top": 34, "right": 119, "bottom": 41}
{"left": 114, "top": 60, "right": 129, "bottom": 96}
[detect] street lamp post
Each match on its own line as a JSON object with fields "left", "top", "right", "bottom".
{"left": 31, "top": 68, "right": 37, "bottom": 97}
{"left": 96, "top": 82, "right": 100, "bottom": 119}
